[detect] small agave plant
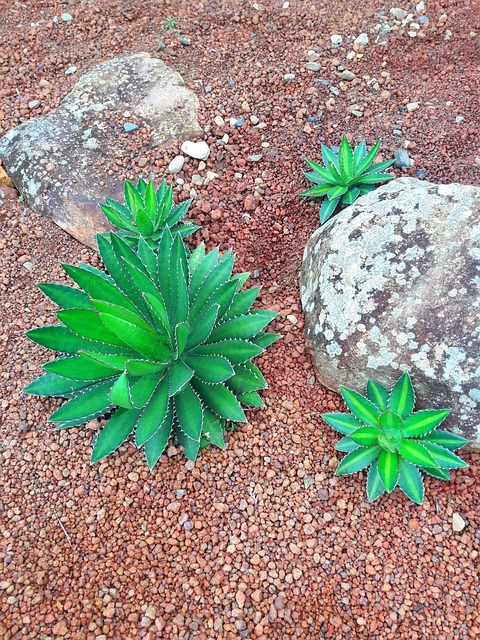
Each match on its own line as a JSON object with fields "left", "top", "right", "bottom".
{"left": 322, "top": 373, "right": 468, "bottom": 504}
{"left": 100, "top": 178, "right": 200, "bottom": 249}
{"left": 300, "top": 135, "right": 395, "bottom": 224}
{"left": 24, "top": 229, "right": 279, "bottom": 469}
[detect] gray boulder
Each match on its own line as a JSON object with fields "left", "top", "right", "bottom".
{"left": 0, "top": 52, "right": 201, "bottom": 248}
{"left": 301, "top": 178, "right": 480, "bottom": 446}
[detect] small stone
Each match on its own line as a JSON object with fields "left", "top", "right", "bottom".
{"left": 305, "top": 61, "right": 322, "bottom": 72}
{"left": 415, "top": 1, "right": 425, "bottom": 11}
{"left": 123, "top": 122, "right": 139, "bottom": 132}
{"left": 283, "top": 73, "right": 295, "bottom": 81}
{"left": 408, "top": 31, "right": 417, "bottom": 38}
{"left": 52, "top": 621, "right": 68, "bottom": 636}
{"left": 330, "top": 35, "right": 342, "bottom": 45}
{"left": 415, "top": 170, "right": 427, "bottom": 180}
{"left": 393, "top": 129, "right": 402, "bottom": 136}
{"left": 179, "top": 36, "right": 191, "bottom": 46}
{"left": 340, "top": 70, "right": 355, "bottom": 81}
{"left": 28, "top": 100, "right": 40, "bottom": 110}
{"left": 234, "top": 117, "right": 245, "bottom": 128}
{"left": 419, "top": 16, "right": 429, "bottom": 24}
{"left": 330, "top": 86, "right": 339, "bottom": 96}
{"left": 181, "top": 140, "right": 210, "bottom": 161}
{"left": 303, "top": 476, "right": 315, "bottom": 489}
{"left": 61, "top": 13, "right": 73, "bottom": 22}
{"left": 354, "top": 33, "right": 369, "bottom": 47}
{"left": 191, "top": 174, "right": 203, "bottom": 186}
{"left": 247, "top": 154, "right": 262, "bottom": 162}
{"left": 394, "top": 149, "right": 411, "bottom": 168}
{"left": 250, "top": 115, "right": 259, "bottom": 125}
{"left": 168, "top": 155, "right": 185, "bottom": 174}
{"left": 198, "top": 161, "right": 206, "bottom": 171}
{"left": 455, "top": 116, "right": 464, "bottom": 124}
{"left": 244, "top": 195, "right": 257, "bottom": 211}
{"left": 390, "top": 8, "right": 408, "bottom": 20}
{"left": 65, "top": 66, "right": 77, "bottom": 75}
{"left": 138, "top": 157, "right": 148, "bottom": 168}
{"left": 452, "top": 513, "right": 466, "bottom": 532}
{"left": 213, "top": 115, "right": 225, "bottom": 127}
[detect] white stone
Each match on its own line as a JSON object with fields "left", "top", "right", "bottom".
{"left": 28, "top": 100, "right": 40, "bottom": 110}
{"left": 406, "top": 101, "right": 420, "bottom": 112}
{"left": 250, "top": 115, "right": 259, "bottom": 125}
{"left": 213, "top": 115, "right": 225, "bottom": 127}
{"left": 390, "top": 8, "right": 408, "bottom": 20}
{"left": 306, "top": 62, "right": 322, "bottom": 71}
{"left": 284, "top": 73, "right": 295, "bottom": 81}
{"left": 168, "top": 155, "right": 185, "bottom": 174}
{"left": 415, "top": 1, "right": 425, "bottom": 11}
{"left": 181, "top": 140, "right": 210, "bottom": 161}
{"left": 354, "top": 33, "right": 369, "bottom": 47}
{"left": 452, "top": 513, "right": 466, "bottom": 532}
{"left": 330, "top": 35, "right": 342, "bottom": 45}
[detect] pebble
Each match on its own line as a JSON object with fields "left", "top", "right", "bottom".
{"left": 247, "top": 154, "right": 263, "bottom": 162}
{"left": 394, "top": 149, "right": 411, "bottom": 168}
{"left": 234, "top": 117, "right": 245, "bottom": 128}
{"left": 455, "top": 115, "right": 464, "bottom": 124}
{"left": 123, "top": 123, "right": 139, "bottom": 133}
{"left": 61, "top": 13, "right": 73, "bottom": 22}
{"left": 283, "top": 73, "right": 295, "bottom": 81}
{"left": 169, "top": 155, "right": 185, "bottom": 173}
{"left": 213, "top": 115, "right": 225, "bottom": 127}
{"left": 406, "top": 101, "right": 420, "bottom": 112}
{"left": 181, "top": 140, "right": 210, "bottom": 161}
{"left": 249, "top": 115, "right": 259, "bottom": 125}
{"left": 415, "top": 1, "right": 425, "bottom": 11}
{"left": 415, "top": 170, "right": 427, "bottom": 180}
{"left": 390, "top": 8, "right": 408, "bottom": 20}
{"left": 393, "top": 129, "right": 402, "bottom": 136}
{"left": 452, "top": 513, "right": 466, "bottom": 532}
{"left": 305, "top": 62, "right": 322, "bottom": 72}
{"left": 330, "top": 35, "right": 342, "bottom": 45}
{"left": 354, "top": 33, "right": 369, "bottom": 46}
{"left": 179, "top": 36, "right": 191, "bottom": 46}
{"left": 28, "top": 100, "right": 40, "bottom": 110}
{"left": 137, "top": 157, "right": 148, "bottom": 168}
{"left": 65, "top": 66, "right": 77, "bottom": 75}
{"left": 340, "top": 70, "right": 355, "bottom": 81}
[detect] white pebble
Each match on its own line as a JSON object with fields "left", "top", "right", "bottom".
{"left": 452, "top": 513, "right": 465, "bottom": 532}
{"left": 181, "top": 140, "right": 210, "bottom": 161}
{"left": 168, "top": 155, "right": 185, "bottom": 174}
{"left": 330, "top": 34, "right": 342, "bottom": 45}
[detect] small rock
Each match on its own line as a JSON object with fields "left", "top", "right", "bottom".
{"left": 408, "top": 31, "right": 417, "bottom": 38}
{"left": 394, "top": 149, "right": 411, "bottom": 168}
{"left": 191, "top": 174, "right": 203, "bottom": 186}
{"left": 138, "top": 157, "right": 148, "bottom": 168}
{"left": 52, "top": 621, "right": 68, "bottom": 636}
{"left": 198, "top": 160, "right": 206, "bottom": 171}
{"left": 455, "top": 115, "right": 464, "bottom": 124}
{"left": 28, "top": 100, "right": 40, "bottom": 110}
{"left": 419, "top": 16, "right": 429, "bottom": 24}
{"left": 340, "top": 70, "right": 355, "bottom": 81}
{"left": 305, "top": 62, "right": 322, "bottom": 72}
{"left": 213, "top": 115, "right": 225, "bottom": 127}
{"left": 123, "top": 122, "right": 139, "bottom": 132}
{"left": 181, "top": 140, "right": 210, "bottom": 161}
{"left": 415, "top": 170, "right": 427, "bottom": 180}
{"left": 244, "top": 195, "right": 257, "bottom": 211}
{"left": 283, "top": 73, "right": 295, "bottom": 81}
{"left": 452, "top": 513, "right": 466, "bottom": 532}
{"left": 61, "top": 13, "right": 73, "bottom": 22}
{"left": 168, "top": 155, "right": 185, "bottom": 174}
{"left": 179, "top": 36, "right": 191, "bottom": 46}
{"left": 354, "top": 33, "right": 369, "bottom": 46}
{"left": 64, "top": 66, "right": 77, "bottom": 75}
{"left": 406, "top": 101, "right": 420, "bottom": 112}
{"left": 390, "top": 8, "right": 408, "bottom": 20}
{"left": 250, "top": 115, "right": 259, "bottom": 125}
{"left": 393, "top": 129, "right": 402, "bottom": 136}
{"left": 247, "top": 154, "right": 262, "bottom": 162}
{"left": 157, "top": 41, "right": 166, "bottom": 50}
{"left": 330, "top": 35, "right": 342, "bottom": 45}
{"left": 415, "top": 1, "right": 425, "bottom": 11}
{"left": 234, "top": 117, "right": 245, "bottom": 128}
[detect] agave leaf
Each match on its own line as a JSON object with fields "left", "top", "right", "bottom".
{"left": 166, "top": 199, "right": 192, "bottom": 227}
{"left": 403, "top": 409, "right": 450, "bottom": 437}
{"left": 124, "top": 181, "right": 144, "bottom": 222}
{"left": 363, "top": 159, "right": 395, "bottom": 174}
{"left": 143, "top": 181, "right": 157, "bottom": 223}
{"left": 350, "top": 426, "right": 381, "bottom": 447}
{"left": 396, "top": 459, "right": 424, "bottom": 504}
{"left": 156, "top": 227, "right": 174, "bottom": 306}
{"left": 188, "top": 242, "right": 206, "bottom": 274}
{"left": 26, "top": 325, "right": 133, "bottom": 356}
{"left": 340, "top": 387, "right": 380, "bottom": 426}
{"left": 109, "top": 372, "right": 132, "bottom": 409}
{"left": 81, "top": 351, "right": 133, "bottom": 370}
{"left": 367, "top": 460, "right": 386, "bottom": 502}
{"left": 169, "top": 238, "right": 189, "bottom": 326}
{"left": 335, "top": 445, "right": 381, "bottom": 475}
{"left": 226, "top": 364, "right": 267, "bottom": 394}
{"left": 130, "top": 371, "right": 164, "bottom": 409}
{"left": 224, "top": 287, "right": 260, "bottom": 320}
{"left": 420, "top": 429, "right": 469, "bottom": 451}
{"left": 321, "top": 145, "right": 343, "bottom": 182}
{"left": 338, "top": 135, "right": 354, "bottom": 182}
{"left": 202, "top": 409, "right": 226, "bottom": 449}
{"left": 176, "top": 222, "right": 201, "bottom": 239}
{"left": 303, "top": 171, "right": 333, "bottom": 187}
{"left": 44, "top": 354, "right": 119, "bottom": 380}
{"left": 175, "top": 383, "right": 203, "bottom": 442}
{"left": 396, "top": 440, "right": 438, "bottom": 468}
{"left": 48, "top": 378, "right": 115, "bottom": 424}
{"left": 156, "top": 183, "right": 173, "bottom": 226}
{"left": 419, "top": 442, "right": 468, "bottom": 469}
{"left": 358, "top": 184, "right": 377, "bottom": 196}
{"left": 92, "top": 299, "right": 159, "bottom": 338}
{"left": 184, "top": 354, "right": 234, "bottom": 383}
{"left": 355, "top": 139, "right": 381, "bottom": 175}
{"left": 327, "top": 185, "right": 348, "bottom": 201}
{"left": 322, "top": 412, "right": 363, "bottom": 435}
{"left": 251, "top": 332, "right": 281, "bottom": 349}
{"left": 377, "top": 449, "right": 399, "bottom": 492}
{"left": 99, "top": 313, "right": 171, "bottom": 361}
{"left": 350, "top": 173, "right": 396, "bottom": 186}
{"left": 389, "top": 372, "right": 415, "bottom": 418}
{"left": 176, "top": 426, "right": 201, "bottom": 460}
{"left": 189, "top": 255, "right": 235, "bottom": 320}
{"left": 189, "top": 247, "right": 219, "bottom": 297}
{"left": 335, "top": 436, "right": 360, "bottom": 452}
{"left": 367, "top": 379, "right": 389, "bottom": 412}
{"left": 23, "top": 372, "right": 92, "bottom": 397}
{"left": 201, "top": 280, "right": 239, "bottom": 322}
{"left": 126, "top": 359, "right": 167, "bottom": 377}
{"left": 353, "top": 141, "right": 367, "bottom": 170}
{"left": 144, "top": 402, "right": 173, "bottom": 469}
{"left": 236, "top": 391, "right": 264, "bottom": 407}
{"left": 305, "top": 158, "right": 338, "bottom": 183}
{"left": 175, "top": 322, "right": 190, "bottom": 355}
{"left": 56, "top": 309, "right": 127, "bottom": 346}
{"left": 208, "top": 314, "right": 273, "bottom": 343}
{"left": 320, "top": 196, "right": 340, "bottom": 224}
{"left": 38, "top": 283, "right": 93, "bottom": 310}
{"left": 143, "top": 292, "right": 170, "bottom": 334}
{"left": 137, "top": 238, "right": 157, "bottom": 282}
{"left": 100, "top": 202, "right": 136, "bottom": 232}
{"left": 190, "top": 339, "right": 263, "bottom": 364}
{"left": 91, "top": 407, "right": 141, "bottom": 464}
{"left": 420, "top": 466, "right": 451, "bottom": 480}
{"left": 185, "top": 304, "right": 219, "bottom": 350}
{"left": 300, "top": 184, "right": 333, "bottom": 199}
{"left": 168, "top": 359, "right": 194, "bottom": 396}
{"left": 135, "top": 375, "right": 170, "bottom": 446}
{"left": 192, "top": 378, "right": 246, "bottom": 422}
{"left": 340, "top": 188, "right": 360, "bottom": 206}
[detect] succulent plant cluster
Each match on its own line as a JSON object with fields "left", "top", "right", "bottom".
{"left": 300, "top": 136, "right": 395, "bottom": 224}
{"left": 322, "top": 373, "right": 468, "bottom": 504}
{"left": 25, "top": 182, "right": 279, "bottom": 468}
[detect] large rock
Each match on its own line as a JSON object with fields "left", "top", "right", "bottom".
{"left": 301, "top": 178, "right": 480, "bottom": 446}
{"left": 0, "top": 52, "right": 201, "bottom": 248}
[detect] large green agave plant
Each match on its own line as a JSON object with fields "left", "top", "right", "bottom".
{"left": 322, "top": 373, "right": 468, "bottom": 504}
{"left": 300, "top": 136, "right": 395, "bottom": 224}
{"left": 24, "top": 229, "right": 279, "bottom": 468}
{"left": 100, "top": 178, "right": 200, "bottom": 249}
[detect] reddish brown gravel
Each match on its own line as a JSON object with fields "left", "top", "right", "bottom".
{"left": 1, "top": 1, "right": 479, "bottom": 639}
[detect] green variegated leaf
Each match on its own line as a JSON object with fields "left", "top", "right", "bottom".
{"left": 419, "top": 442, "right": 468, "bottom": 469}
{"left": 398, "top": 459, "right": 424, "bottom": 504}
{"left": 367, "top": 379, "right": 389, "bottom": 412}
{"left": 367, "top": 460, "right": 385, "bottom": 502}
{"left": 355, "top": 139, "right": 381, "bottom": 175}
{"left": 335, "top": 445, "right": 381, "bottom": 475}
{"left": 420, "top": 429, "right": 468, "bottom": 451}
{"left": 396, "top": 440, "right": 438, "bottom": 468}
{"left": 340, "top": 188, "right": 360, "bottom": 206}
{"left": 377, "top": 450, "right": 399, "bottom": 492}
{"left": 389, "top": 372, "right": 415, "bottom": 418}
{"left": 335, "top": 436, "right": 360, "bottom": 453}
{"left": 327, "top": 184, "right": 348, "bottom": 201}
{"left": 403, "top": 409, "right": 450, "bottom": 437}
{"left": 420, "top": 466, "right": 451, "bottom": 480}
{"left": 340, "top": 387, "right": 380, "bottom": 426}
{"left": 338, "top": 135, "right": 354, "bottom": 181}
{"left": 305, "top": 158, "right": 337, "bottom": 183}
{"left": 91, "top": 407, "right": 141, "bottom": 464}
{"left": 350, "top": 426, "right": 381, "bottom": 446}
{"left": 322, "top": 412, "right": 364, "bottom": 434}
{"left": 353, "top": 141, "right": 367, "bottom": 170}
{"left": 320, "top": 196, "right": 340, "bottom": 223}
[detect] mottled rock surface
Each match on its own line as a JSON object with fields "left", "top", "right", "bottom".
{"left": 0, "top": 52, "right": 201, "bottom": 248}
{"left": 301, "top": 178, "right": 480, "bottom": 446}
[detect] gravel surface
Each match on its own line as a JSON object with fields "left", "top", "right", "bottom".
{"left": 1, "top": 1, "right": 479, "bottom": 638}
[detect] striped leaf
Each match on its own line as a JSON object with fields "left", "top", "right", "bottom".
{"left": 350, "top": 426, "right": 381, "bottom": 447}
{"left": 389, "top": 372, "right": 415, "bottom": 418}
{"left": 377, "top": 450, "right": 399, "bottom": 492}
{"left": 340, "top": 387, "right": 380, "bottom": 426}
{"left": 338, "top": 135, "right": 354, "bottom": 181}
{"left": 403, "top": 409, "right": 450, "bottom": 437}
{"left": 367, "top": 379, "right": 389, "bottom": 412}
{"left": 420, "top": 429, "right": 468, "bottom": 451}
{"left": 335, "top": 436, "right": 360, "bottom": 453}
{"left": 420, "top": 442, "right": 468, "bottom": 469}
{"left": 335, "top": 445, "right": 381, "bottom": 475}
{"left": 322, "top": 412, "right": 364, "bottom": 435}
{"left": 397, "top": 440, "right": 438, "bottom": 468}
{"left": 367, "top": 460, "right": 385, "bottom": 502}
{"left": 398, "top": 459, "right": 424, "bottom": 504}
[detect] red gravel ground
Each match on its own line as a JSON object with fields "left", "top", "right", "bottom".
{"left": 1, "top": 1, "right": 479, "bottom": 639}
